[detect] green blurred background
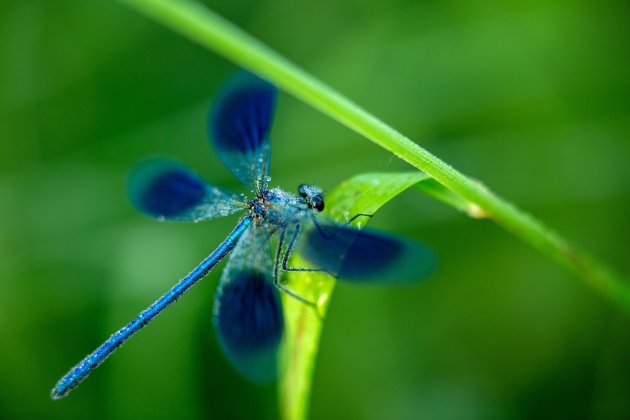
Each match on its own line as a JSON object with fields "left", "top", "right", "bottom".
{"left": 1, "top": 0, "right": 629, "bottom": 419}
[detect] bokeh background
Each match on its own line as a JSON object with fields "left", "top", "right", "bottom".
{"left": 1, "top": 0, "right": 629, "bottom": 419}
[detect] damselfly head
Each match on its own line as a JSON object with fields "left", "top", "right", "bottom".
{"left": 298, "top": 184, "right": 325, "bottom": 212}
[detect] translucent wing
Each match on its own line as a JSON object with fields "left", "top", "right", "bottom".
{"left": 213, "top": 224, "right": 283, "bottom": 382}
{"left": 299, "top": 221, "right": 436, "bottom": 282}
{"left": 128, "top": 158, "right": 244, "bottom": 222}
{"left": 209, "top": 72, "right": 277, "bottom": 189}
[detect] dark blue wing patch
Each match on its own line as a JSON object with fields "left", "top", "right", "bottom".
{"left": 128, "top": 158, "right": 242, "bottom": 222}
{"left": 212, "top": 74, "right": 276, "bottom": 153}
{"left": 300, "top": 223, "right": 436, "bottom": 283}
{"left": 209, "top": 72, "right": 277, "bottom": 187}
{"left": 213, "top": 270, "right": 283, "bottom": 382}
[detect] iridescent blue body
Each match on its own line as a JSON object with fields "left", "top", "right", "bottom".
{"left": 51, "top": 71, "right": 436, "bottom": 399}
{"left": 51, "top": 218, "right": 251, "bottom": 399}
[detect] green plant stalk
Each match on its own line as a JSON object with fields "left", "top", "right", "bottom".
{"left": 119, "top": 0, "right": 630, "bottom": 310}
{"left": 117, "top": 1, "right": 630, "bottom": 418}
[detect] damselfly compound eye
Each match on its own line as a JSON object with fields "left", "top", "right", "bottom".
{"left": 297, "top": 184, "right": 324, "bottom": 211}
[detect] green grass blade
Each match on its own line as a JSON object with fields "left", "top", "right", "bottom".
{"left": 117, "top": 0, "right": 630, "bottom": 312}
{"left": 114, "top": 0, "right": 630, "bottom": 417}
{"left": 280, "top": 172, "right": 436, "bottom": 420}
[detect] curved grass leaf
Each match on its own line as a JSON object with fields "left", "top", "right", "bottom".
{"left": 280, "top": 172, "right": 454, "bottom": 420}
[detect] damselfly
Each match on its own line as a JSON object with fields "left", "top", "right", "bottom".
{"left": 51, "top": 72, "right": 435, "bottom": 399}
